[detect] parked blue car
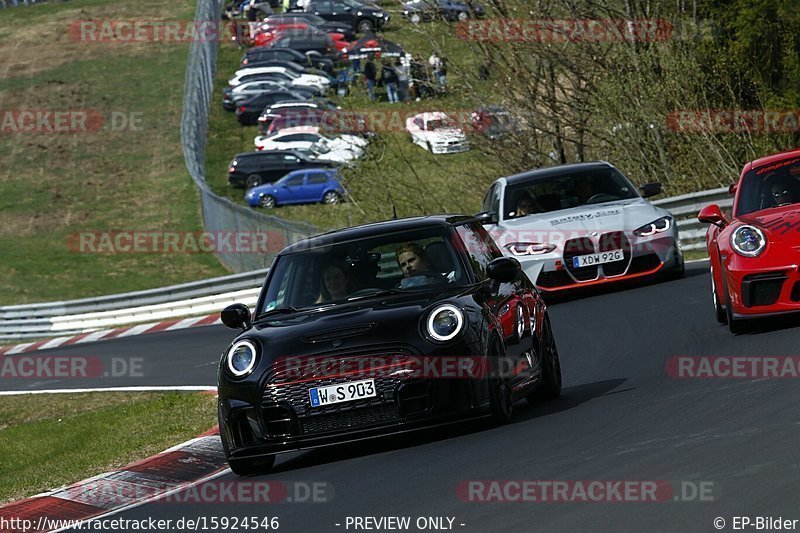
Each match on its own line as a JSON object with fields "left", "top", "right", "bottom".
{"left": 402, "top": 0, "right": 485, "bottom": 23}
{"left": 245, "top": 168, "right": 346, "bottom": 208}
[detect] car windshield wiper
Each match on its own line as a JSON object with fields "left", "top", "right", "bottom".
{"left": 346, "top": 288, "right": 406, "bottom": 301}
{"left": 259, "top": 306, "right": 303, "bottom": 318}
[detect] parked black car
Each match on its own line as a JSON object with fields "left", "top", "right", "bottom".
{"left": 402, "top": 0, "right": 485, "bottom": 22}
{"left": 269, "top": 28, "right": 337, "bottom": 56}
{"left": 225, "top": 83, "right": 317, "bottom": 112}
{"left": 228, "top": 149, "right": 340, "bottom": 188}
{"left": 217, "top": 215, "right": 562, "bottom": 475}
{"left": 304, "top": 0, "right": 390, "bottom": 34}
{"left": 235, "top": 90, "right": 311, "bottom": 125}
{"left": 241, "top": 48, "right": 335, "bottom": 73}
{"left": 264, "top": 12, "right": 357, "bottom": 40}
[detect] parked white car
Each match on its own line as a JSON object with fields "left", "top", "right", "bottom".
{"left": 405, "top": 112, "right": 469, "bottom": 154}
{"left": 228, "top": 67, "right": 330, "bottom": 93}
{"left": 254, "top": 127, "right": 368, "bottom": 156}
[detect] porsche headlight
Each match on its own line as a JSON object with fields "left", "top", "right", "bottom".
{"left": 506, "top": 243, "right": 556, "bottom": 256}
{"left": 427, "top": 304, "right": 464, "bottom": 342}
{"left": 226, "top": 340, "right": 258, "bottom": 377}
{"left": 633, "top": 216, "right": 672, "bottom": 237}
{"left": 731, "top": 225, "right": 766, "bottom": 257}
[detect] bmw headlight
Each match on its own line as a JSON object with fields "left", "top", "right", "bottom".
{"left": 633, "top": 216, "right": 672, "bottom": 237}
{"left": 506, "top": 242, "right": 556, "bottom": 256}
{"left": 226, "top": 340, "right": 258, "bottom": 377}
{"left": 427, "top": 304, "right": 464, "bottom": 342}
{"left": 731, "top": 225, "right": 766, "bottom": 257}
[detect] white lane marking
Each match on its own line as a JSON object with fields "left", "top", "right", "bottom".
{"left": 6, "top": 343, "right": 36, "bottom": 355}
{"left": 75, "top": 329, "right": 116, "bottom": 344}
{"left": 166, "top": 316, "right": 205, "bottom": 330}
{"left": 114, "top": 323, "right": 156, "bottom": 338}
{"left": 49, "top": 468, "right": 232, "bottom": 533}
{"left": 38, "top": 337, "right": 73, "bottom": 350}
{"left": 0, "top": 386, "right": 217, "bottom": 396}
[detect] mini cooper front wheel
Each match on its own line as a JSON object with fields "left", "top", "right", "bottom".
{"left": 488, "top": 338, "right": 513, "bottom": 424}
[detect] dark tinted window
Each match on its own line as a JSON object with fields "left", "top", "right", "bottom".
{"left": 308, "top": 172, "right": 329, "bottom": 184}
{"left": 455, "top": 223, "right": 500, "bottom": 281}
{"left": 286, "top": 175, "right": 305, "bottom": 186}
{"left": 736, "top": 157, "right": 800, "bottom": 216}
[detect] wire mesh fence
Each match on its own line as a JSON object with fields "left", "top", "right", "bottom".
{"left": 182, "top": 0, "right": 316, "bottom": 272}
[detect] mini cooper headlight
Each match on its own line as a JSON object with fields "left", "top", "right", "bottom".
{"left": 731, "top": 225, "right": 766, "bottom": 257}
{"left": 226, "top": 340, "right": 258, "bottom": 377}
{"left": 505, "top": 242, "right": 556, "bottom": 256}
{"left": 633, "top": 216, "right": 672, "bottom": 237}
{"left": 427, "top": 304, "right": 464, "bottom": 342}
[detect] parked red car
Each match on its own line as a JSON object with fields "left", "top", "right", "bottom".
{"left": 699, "top": 148, "right": 800, "bottom": 333}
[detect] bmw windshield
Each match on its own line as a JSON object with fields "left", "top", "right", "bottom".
{"left": 257, "top": 227, "right": 468, "bottom": 317}
{"left": 503, "top": 167, "right": 639, "bottom": 219}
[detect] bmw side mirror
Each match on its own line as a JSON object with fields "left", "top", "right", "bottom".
{"left": 698, "top": 204, "right": 727, "bottom": 228}
{"left": 221, "top": 303, "right": 252, "bottom": 330}
{"left": 474, "top": 211, "right": 498, "bottom": 225}
{"left": 640, "top": 182, "right": 662, "bottom": 198}
{"left": 487, "top": 257, "right": 521, "bottom": 283}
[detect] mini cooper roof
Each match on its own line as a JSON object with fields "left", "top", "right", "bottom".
{"left": 280, "top": 214, "right": 475, "bottom": 254}
{"left": 501, "top": 161, "right": 616, "bottom": 185}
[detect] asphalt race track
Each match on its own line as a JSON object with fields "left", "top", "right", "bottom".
{"left": 35, "top": 260, "right": 800, "bottom": 532}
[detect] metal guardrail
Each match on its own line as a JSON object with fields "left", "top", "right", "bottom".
{"left": 653, "top": 187, "right": 732, "bottom": 251}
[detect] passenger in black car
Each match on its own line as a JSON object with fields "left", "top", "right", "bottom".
{"left": 395, "top": 243, "right": 433, "bottom": 277}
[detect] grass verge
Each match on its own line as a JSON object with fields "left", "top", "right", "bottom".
{"left": 0, "top": 391, "right": 217, "bottom": 504}
{"left": 0, "top": 0, "right": 228, "bottom": 305}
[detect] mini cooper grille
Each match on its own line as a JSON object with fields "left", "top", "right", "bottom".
{"left": 300, "top": 404, "right": 400, "bottom": 434}
{"left": 563, "top": 237, "right": 597, "bottom": 281}
{"left": 598, "top": 232, "right": 632, "bottom": 276}
{"left": 260, "top": 346, "right": 419, "bottom": 435}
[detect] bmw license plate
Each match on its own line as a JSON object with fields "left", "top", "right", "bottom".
{"left": 309, "top": 379, "right": 377, "bottom": 407}
{"left": 572, "top": 249, "right": 624, "bottom": 268}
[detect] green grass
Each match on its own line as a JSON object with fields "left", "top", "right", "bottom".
{"left": 206, "top": 17, "right": 503, "bottom": 232}
{"left": 0, "top": 392, "right": 217, "bottom": 504}
{"left": 0, "top": 0, "right": 229, "bottom": 304}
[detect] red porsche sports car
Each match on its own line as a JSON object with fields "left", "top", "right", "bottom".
{"left": 698, "top": 148, "right": 800, "bottom": 333}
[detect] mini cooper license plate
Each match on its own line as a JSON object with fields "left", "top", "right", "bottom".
{"left": 572, "top": 249, "right": 624, "bottom": 268}
{"left": 309, "top": 379, "right": 377, "bottom": 407}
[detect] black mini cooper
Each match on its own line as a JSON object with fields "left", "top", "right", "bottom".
{"left": 217, "top": 215, "right": 562, "bottom": 475}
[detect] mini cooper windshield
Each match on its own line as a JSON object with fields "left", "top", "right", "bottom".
{"left": 735, "top": 157, "right": 800, "bottom": 216}
{"left": 258, "top": 226, "right": 469, "bottom": 316}
{"left": 504, "top": 167, "right": 639, "bottom": 219}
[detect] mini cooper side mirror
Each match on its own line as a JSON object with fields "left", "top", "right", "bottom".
{"left": 486, "top": 256, "right": 521, "bottom": 283}
{"left": 698, "top": 204, "right": 727, "bottom": 228}
{"left": 221, "top": 303, "right": 252, "bottom": 330}
{"left": 640, "top": 182, "right": 662, "bottom": 198}
{"left": 474, "top": 211, "right": 498, "bottom": 225}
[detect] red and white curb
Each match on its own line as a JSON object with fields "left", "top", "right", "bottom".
{"left": 0, "top": 426, "right": 226, "bottom": 533}
{"left": 0, "top": 314, "right": 223, "bottom": 356}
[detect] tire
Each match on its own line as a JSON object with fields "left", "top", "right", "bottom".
{"left": 710, "top": 265, "right": 727, "bottom": 324}
{"left": 357, "top": 19, "right": 374, "bottom": 33}
{"left": 457, "top": 11, "right": 468, "bottom": 21}
{"left": 527, "top": 314, "right": 562, "bottom": 402}
{"left": 410, "top": 13, "right": 421, "bottom": 24}
{"left": 228, "top": 455, "right": 276, "bottom": 476}
{"left": 259, "top": 194, "right": 276, "bottom": 208}
{"left": 487, "top": 337, "right": 513, "bottom": 424}
{"left": 725, "top": 293, "right": 746, "bottom": 334}
{"left": 246, "top": 174, "right": 263, "bottom": 188}
{"left": 426, "top": 141, "right": 434, "bottom": 153}
{"left": 322, "top": 191, "right": 340, "bottom": 204}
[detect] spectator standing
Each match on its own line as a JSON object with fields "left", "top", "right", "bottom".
{"left": 363, "top": 57, "right": 377, "bottom": 100}
{"left": 395, "top": 59, "right": 409, "bottom": 102}
{"left": 382, "top": 60, "right": 399, "bottom": 103}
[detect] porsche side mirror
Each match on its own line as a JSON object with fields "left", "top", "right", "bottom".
{"left": 487, "top": 256, "right": 521, "bottom": 283}
{"left": 221, "top": 303, "right": 252, "bottom": 330}
{"left": 728, "top": 183, "right": 738, "bottom": 195}
{"left": 698, "top": 204, "right": 727, "bottom": 228}
{"left": 640, "top": 182, "right": 662, "bottom": 198}
{"left": 474, "top": 211, "right": 498, "bottom": 225}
